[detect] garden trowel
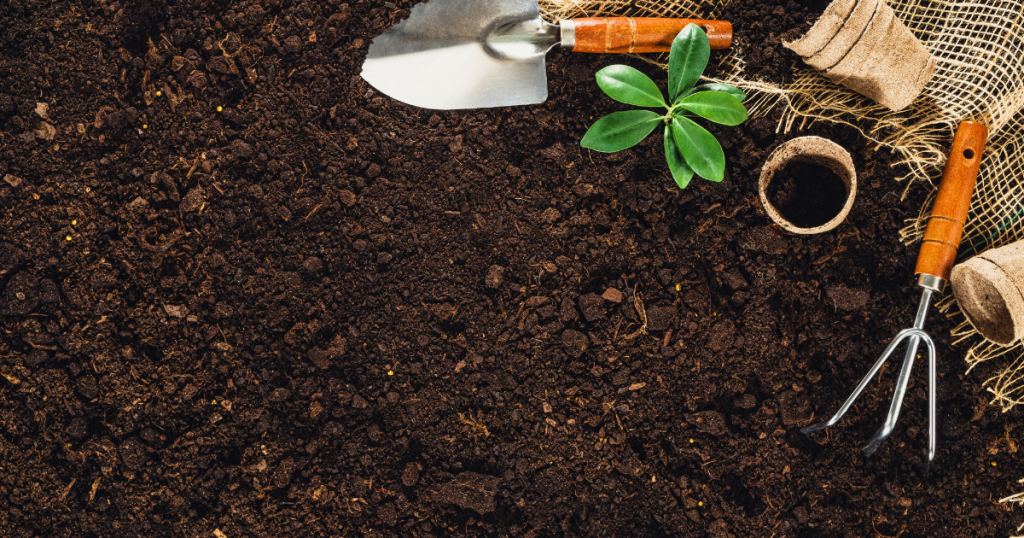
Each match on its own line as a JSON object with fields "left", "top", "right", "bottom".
{"left": 360, "top": 0, "right": 732, "bottom": 110}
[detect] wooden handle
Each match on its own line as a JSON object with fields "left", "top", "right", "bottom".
{"left": 914, "top": 121, "right": 988, "bottom": 282}
{"left": 568, "top": 18, "right": 733, "bottom": 53}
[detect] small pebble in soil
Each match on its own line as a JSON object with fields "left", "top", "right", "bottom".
{"left": 766, "top": 161, "right": 847, "bottom": 228}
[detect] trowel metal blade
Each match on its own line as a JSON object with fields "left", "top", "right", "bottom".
{"left": 360, "top": 0, "right": 548, "bottom": 110}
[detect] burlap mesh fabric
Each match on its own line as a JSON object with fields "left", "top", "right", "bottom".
{"left": 539, "top": 0, "right": 1024, "bottom": 414}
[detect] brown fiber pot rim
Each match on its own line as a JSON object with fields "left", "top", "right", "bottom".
{"left": 758, "top": 136, "right": 857, "bottom": 235}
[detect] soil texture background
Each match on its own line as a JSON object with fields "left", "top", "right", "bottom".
{"left": 1, "top": 0, "right": 1022, "bottom": 536}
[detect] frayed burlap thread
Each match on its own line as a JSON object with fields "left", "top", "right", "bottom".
{"left": 540, "top": 0, "right": 1024, "bottom": 416}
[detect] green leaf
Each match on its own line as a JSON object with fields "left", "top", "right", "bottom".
{"left": 678, "top": 92, "right": 749, "bottom": 126}
{"left": 688, "top": 83, "right": 747, "bottom": 102}
{"left": 581, "top": 110, "right": 662, "bottom": 153}
{"left": 664, "top": 125, "right": 694, "bottom": 189}
{"left": 596, "top": 65, "right": 667, "bottom": 108}
{"left": 670, "top": 117, "right": 725, "bottom": 182}
{"left": 668, "top": 24, "right": 711, "bottom": 103}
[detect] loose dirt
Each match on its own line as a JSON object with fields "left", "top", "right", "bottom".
{"left": 0, "top": 0, "right": 1021, "bottom": 536}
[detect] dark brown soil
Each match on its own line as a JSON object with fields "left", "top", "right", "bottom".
{"left": 1, "top": 1, "right": 1021, "bottom": 537}
{"left": 794, "top": 0, "right": 838, "bottom": 16}
{"left": 767, "top": 162, "right": 848, "bottom": 228}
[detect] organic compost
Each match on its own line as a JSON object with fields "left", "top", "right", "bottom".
{"left": 0, "top": 0, "right": 1021, "bottom": 537}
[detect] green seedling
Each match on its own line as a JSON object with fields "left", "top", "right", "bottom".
{"left": 580, "top": 24, "right": 749, "bottom": 189}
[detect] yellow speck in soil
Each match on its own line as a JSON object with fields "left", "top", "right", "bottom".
{"left": 388, "top": 370, "right": 394, "bottom": 376}
{"left": 217, "top": 106, "right": 224, "bottom": 112}
{"left": 992, "top": 462, "right": 998, "bottom": 467}
{"left": 675, "top": 284, "right": 682, "bottom": 291}
{"left": 156, "top": 91, "right": 162, "bottom": 97}
{"left": 71, "top": 220, "right": 77, "bottom": 226}
{"left": 142, "top": 124, "right": 148, "bottom": 129}
{"left": 65, "top": 235, "right": 72, "bottom": 241}
{"left": 689, "top": 438, "right": 694, "bottom": 443}
{"left": 698, "top": 501, "right": 703, "bottom": 507}
{"left": 211, "top": 400, "right": 217, "bottom": 405}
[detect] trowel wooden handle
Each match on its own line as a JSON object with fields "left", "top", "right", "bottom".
{"left": 915, "top": 121, "right": 988, "bottom": 282}
{"left": 568, "top": 18, "right": 733, "bottom": 53}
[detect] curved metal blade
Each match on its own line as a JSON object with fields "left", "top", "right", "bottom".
{"left": 360, "top": 0, "right": 553, "bottom": 110}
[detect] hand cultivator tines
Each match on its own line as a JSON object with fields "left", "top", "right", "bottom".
{"left": 801, "top": 121, "right": 988, "bottom": 474}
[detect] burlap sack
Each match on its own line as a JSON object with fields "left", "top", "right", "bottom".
{"left": 951, "top": 242, "right": 1024, "bottom": 346}
{"left": 783, "top": 0, "right": 934, "bottom": 111}
{"left": 758, "top": 136, "right": 857, "bottom": 234}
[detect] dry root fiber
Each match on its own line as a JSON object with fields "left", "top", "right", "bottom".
{"left": 758, "top": 137, "right": 857, "bottom": 234}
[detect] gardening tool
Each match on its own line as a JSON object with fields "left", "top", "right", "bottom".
{"left": 801, "top": 121, "right": 988, "bottom": 474}
{"left": 360, "top": 0, "right": 732, "bottom": 110}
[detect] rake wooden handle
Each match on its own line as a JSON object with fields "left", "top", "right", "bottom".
{"left": 567, "top": 18, "right": 733, "bottom": 53}
{"left": 915, "top": 121, "right": 988, "bottom": 282}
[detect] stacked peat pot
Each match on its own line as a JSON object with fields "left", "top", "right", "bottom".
{"left": 784, "top": 0, "right": 935, "bottom": 111}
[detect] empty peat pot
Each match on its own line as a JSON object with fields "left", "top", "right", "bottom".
{"left": 784, "top": 0, "right": 935, "bottom": 111}
{"left": 758, "top": 136, "right": 857, "bottom": 234}
{"left": 951, "top": 241, "right": 1024, "bottom": 346}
